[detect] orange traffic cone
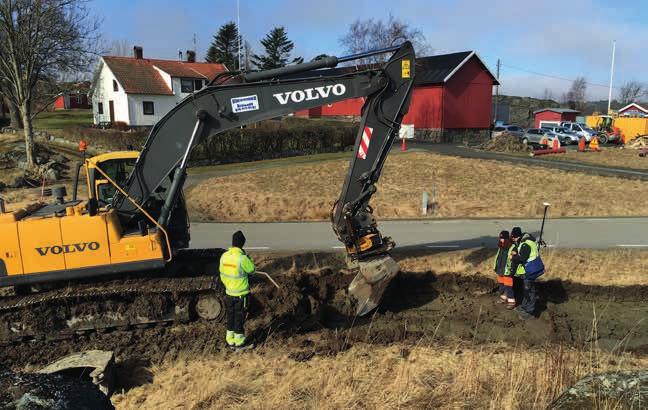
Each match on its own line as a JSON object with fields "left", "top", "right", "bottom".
{"left": 590, "top": 136, "right": 599, "bottom": 152}
{"left": 552, "top": 137, "right": 560, "bottom": 150}
{"left": 401, "top": 138, "right": 407, "bottom": 152}
{"left": 578, "top": 137, "right": 586, "bottom": 152}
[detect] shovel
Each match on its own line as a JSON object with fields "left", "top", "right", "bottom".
{"left": 538, "top": 202, "right": 550, "bottom": 249}
{"left": 256, "top": 271, "right": 280, "bottom": 289}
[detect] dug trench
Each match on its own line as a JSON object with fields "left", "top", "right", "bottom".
{"left": 1, "top": 252, "right": 647, "bottom": 381}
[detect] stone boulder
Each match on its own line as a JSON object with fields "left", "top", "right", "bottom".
{"left": 0, "top": 366, "right": 114, "bottom": 409}
{"left": 550, "top": 370, "right": 647, "bottom": 409}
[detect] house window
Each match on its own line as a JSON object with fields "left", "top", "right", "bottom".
{"left": 181, "top": 78, "right": 194, "bottom": 93}
{"left": 143, "top": 101, "right": 155, "bottom": 115}
{"left": 194, "top": 79, "right": 204, "bottom": 91}
{"left": 97, "top": 102, "right": 104, "bottom": 114}
{"left": 113, "top": 80, "right": 118, "bottom": 92}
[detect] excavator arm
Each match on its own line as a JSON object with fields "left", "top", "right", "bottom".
{"left": 113, "top": 42, "right": 416, "bottom": 315}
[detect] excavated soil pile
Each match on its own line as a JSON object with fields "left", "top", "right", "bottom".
{"left": 0, "top": 366, "right": 113, "bottom": 409}
{"left": 2, "top": 253, "right": 647, "bottom": 372}
{"left": 478, "top": 133, "right": 531, "bottom": 153}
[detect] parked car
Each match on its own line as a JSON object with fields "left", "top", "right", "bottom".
{"left": 540, "top": 126, "right": 580, "bottom": 145}
{"left": 521, "top": 128, "right": 553, "bottom": 146}
{"left": 560, "top": 122, "right": 596, "bottom": 142}
{"left": 492, "top": 124, "right": 524, "bottom": 139}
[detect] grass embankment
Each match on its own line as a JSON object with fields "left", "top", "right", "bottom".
{"left": 186, "top": 151, "right": 648, "bottom": 221}
{"left": 32, "top": 109, "right": 93, "bottom": 129}
{"left": 112, "top": 344, "right": 647, "bottom": 410}
{"left": 112, "top": 248, "right": 648, "bottom": 409}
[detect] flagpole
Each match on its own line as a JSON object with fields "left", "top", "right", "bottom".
{"left": 237, "top": 0, "right": 241, "bottom": 70}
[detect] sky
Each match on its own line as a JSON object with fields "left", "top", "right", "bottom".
{"left": 91, "top": 0, "right": 648, "bottom": 101}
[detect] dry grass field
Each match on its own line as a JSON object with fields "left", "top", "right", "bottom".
{"left": 395, "top": 248, "right": 648, "bottom": 287}
{"left": 112, "top": 341, "right": 648, "bottom": 410}
{"left": 186, "top": 151, "right": 648, "bottom": 221}
{"left": 541, "top": 147, "right": 648, "bottom": 170}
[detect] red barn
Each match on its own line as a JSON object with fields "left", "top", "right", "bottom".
{"left": 54, "top": 92, "right": 91, "bottom": 110}
{"left": 296, "top": 51, "right": 498, "bottom": 133}
{"left": 618, "top": 103, "right": 648, "bottom": 117}
{"left": 533, "top": 108, "right": 580, "bottom": 128}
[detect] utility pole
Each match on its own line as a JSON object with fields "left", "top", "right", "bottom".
{"left": 237, "top": 0, "right": 242, "bottom": 71}
{"left": 494, "top": 58, "right": 501, "bottom": 124}
{"left": 607, "top": 40, "right": 616, "bottom": 115}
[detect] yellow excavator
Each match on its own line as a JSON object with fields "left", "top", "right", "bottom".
{"left": 0, "top": 42, "right": 415, "bottom": 341}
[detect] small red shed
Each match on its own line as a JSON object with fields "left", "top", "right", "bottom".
{"left": 54, "top": 92, "right": 91, "bottom": 110}
{"left": 533, "top": 108, "right": 580, "bottom": 128}
{"left": 295, "top": 51, "right": 498, "bottom": 130}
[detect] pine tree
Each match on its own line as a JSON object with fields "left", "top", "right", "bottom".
{"left": 205, "top": 22, "right": 240, "bottom": 70}
{"left": 252, "top": 27, "right": 303, "bottom": 70}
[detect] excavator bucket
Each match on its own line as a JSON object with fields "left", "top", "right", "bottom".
{"left": 348, "top": 255, "right": 399, "bottom": 316}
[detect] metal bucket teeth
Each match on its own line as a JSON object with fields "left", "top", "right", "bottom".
{"left": 348, "top": 255, "right": 399, "bottom": 316}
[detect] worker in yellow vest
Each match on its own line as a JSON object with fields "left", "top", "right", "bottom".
{"left": 220, "top": 230, "right": 255, "bottom": 348}
{"left": 510, "top": 227, "right": 540, "bottom": 320}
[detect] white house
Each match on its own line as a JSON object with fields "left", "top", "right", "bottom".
{"left": 91, "top": 46, "right": 228, "bottom": 126}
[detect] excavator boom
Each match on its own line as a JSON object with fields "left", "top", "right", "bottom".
{"left": 110, "top": 42, "right": 416, "bottom": 315}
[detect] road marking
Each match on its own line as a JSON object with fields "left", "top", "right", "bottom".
{"left": 617, "top": 244, "right": 648, "bottom": 248}
{"left": 246, "top": 246, "right": 271, "bottom": 250}
{"left": 426, "top": 245, "right": 460, "bottom": 248}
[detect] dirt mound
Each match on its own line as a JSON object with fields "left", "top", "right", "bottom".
{"left": 0, "top": 366, "right": 113, "bottom": 409}
{"left": 477, "top": 133, "right": 531, "bottom": 153}
{"left": 2, "top": 256, "right": 647, "bottom": 372}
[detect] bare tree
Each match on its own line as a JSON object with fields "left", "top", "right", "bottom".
{"left": 563, "top": 76, "right": 587, "bottom": 110}
{"left": 109, "top": 39, "right": 132, "bottom": 57}
{"left": 619, "top": 80, "right": 645, "bottom": 105}
{"left": 542, "top": 88, "right": 553, "bottom": 101}
{"left": 339, "top": 13, "right": 431, "bottom": 64}
{"left": 0, "top": 0, "right": 100, "bottom": 168}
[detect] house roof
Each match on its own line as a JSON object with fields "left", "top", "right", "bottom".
{"left": 533, "top": 108, "right": 580, "bottom": 114}
{"left": 101, "top": 56, "right": 228, "bottom": 95}
{"left": 618, "top": 102, "right": 648, "bottom": 114}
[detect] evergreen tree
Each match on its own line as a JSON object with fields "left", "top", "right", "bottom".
{"left": 252, "top": 27, "right": 303, "bottom": 70}
{"left": 205, "top": 22, "right": 240, "bottom": 70}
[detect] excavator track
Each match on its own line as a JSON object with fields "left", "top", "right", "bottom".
{"left": 0, "top": 274, "right": 225, "bottom": 345}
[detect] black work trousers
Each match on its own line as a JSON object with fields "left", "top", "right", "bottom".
{"left": 520, "top": 279, "right": 536, "bottom": 315}
{"left": 225, "top": 294, "right": 248, "bottom": 334}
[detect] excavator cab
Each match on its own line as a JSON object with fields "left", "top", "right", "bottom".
{"left": 84, "top": 152, "right": 138, "bottom": 206}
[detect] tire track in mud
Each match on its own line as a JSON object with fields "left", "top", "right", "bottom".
{"left": 2, "top": 259, "right": 647, "bottom": 370}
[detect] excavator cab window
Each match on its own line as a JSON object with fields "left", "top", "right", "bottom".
{"left": 95, "top": 158, "right": 136, "bottom": 205}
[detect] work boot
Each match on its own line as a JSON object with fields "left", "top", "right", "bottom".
{"left": 498, "top": 294, "right": 507, "bottom": 304}
{"left": 517, "top": 310, "right": 534, "bottom": 321}
{"left": 233, "top": 333, "right": 246, "bottom": 347}
{"left": 225, "top": 330, "right": 235, "bottom": 347}
{"left": 506, "top": 299, "right": 516, "bottom": 310}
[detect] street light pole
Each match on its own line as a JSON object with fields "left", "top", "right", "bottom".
{"left": 607, "top": 40, "right": 616, "bottom": 115}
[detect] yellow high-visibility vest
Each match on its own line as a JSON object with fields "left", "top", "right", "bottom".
{"left": 219, "top": 247, "right": 255, "bottom": 296}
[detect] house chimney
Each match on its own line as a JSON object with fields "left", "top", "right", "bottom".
{"left": 178, "top": 49, "right": 183, "bottom": 61}
{"left": 133, "top": 46, "right": 143, "bottom": 59}
{"left": 186, "top": 50, "right": 196, "bottom": 63}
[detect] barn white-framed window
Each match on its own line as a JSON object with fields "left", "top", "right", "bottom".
{"left": 97, "top": 102, "right": 104, "bottom": 114}
{"left": 143, "top": 101, "right": 155, "bottom": 115}
{"left": 181, "top": 78, "right": 194, "bottom": 93}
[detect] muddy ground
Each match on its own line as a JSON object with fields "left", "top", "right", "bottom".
{"left": 1, "top": 253, "right": 647, "bottom": 385}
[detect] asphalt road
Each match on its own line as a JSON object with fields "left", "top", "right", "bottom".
{"left": 190, "top": 217, "right": 648, "bottom": 251}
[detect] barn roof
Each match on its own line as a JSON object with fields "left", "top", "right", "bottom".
{"left": 414, "top": 51, "right": 498, "bottom": 85}
{"left": 101, "top": 56, "right": 228, "bottom": 95}
{"left": 281, "top": 50, "right": 499, "bottom": 86}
